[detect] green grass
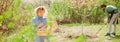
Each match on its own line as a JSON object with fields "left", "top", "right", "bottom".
{"left": 75, "top": 34, "right": 86, "bottom": 42}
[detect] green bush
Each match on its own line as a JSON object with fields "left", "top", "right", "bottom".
{"left": 7, "top": 22, "right": 15, "bottom": 29}
{"left": 0, "top": 0, "right": 33, "bottom": 29}
{"left": 0, "top": 0, "right": 34, "bottom": 41}
{"left": 50, "top": 1, "right": 70, "bottom": 20}
{"left": 50, "top": 0, "right": 120, "bottom": 24}
{"left": 0, "top": 0, "right": 22, "bottom": 29}
{"left": 6, "top": 24, "right": 35, "bottom": 42}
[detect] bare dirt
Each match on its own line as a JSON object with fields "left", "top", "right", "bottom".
{"left": 51, "top": 25, "right": 120, "bottom": 42}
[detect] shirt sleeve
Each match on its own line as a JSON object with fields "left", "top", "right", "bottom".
{"left": 105, "top": 10, "right": 109, "bottom": 17}
{"left": 31, "top": 17, "right": 37, "bottom": 27}
{"left": 31, "top": 17, "right": 36, "bottom": 23}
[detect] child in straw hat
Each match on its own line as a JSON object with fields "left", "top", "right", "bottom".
{"left": 32, "top": 6, "right": 50, "bottom": 42}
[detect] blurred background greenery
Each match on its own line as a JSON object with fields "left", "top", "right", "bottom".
{"left": 0, "top": 0, "right": 120, "bottom": 42}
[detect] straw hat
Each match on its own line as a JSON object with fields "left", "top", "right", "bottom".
{"left": 34, "top": 6, "right": 48, "bottom": 18}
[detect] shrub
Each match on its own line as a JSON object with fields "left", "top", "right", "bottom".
{"left": 49, "top": 0, "right": 120, "bottom": 24}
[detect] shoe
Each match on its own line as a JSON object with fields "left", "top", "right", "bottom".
{"left": 111, "top": 32, "right": 116, "bottom": 36}
{"left": 105, "top": 33, "right": 110, "bottom": 36}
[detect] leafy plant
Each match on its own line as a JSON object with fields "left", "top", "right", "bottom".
{"left": 75, "top": 34, "right": 86, "bottom": 42}
{"left": 7, "top": 22, "right": 15, "bottom": 29}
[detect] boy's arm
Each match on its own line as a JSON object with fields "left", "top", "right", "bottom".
{"left": 37, "top": 22, "right": 44, "bottom": 29}
{"left": 37, "top": 23, "right": 48, "bottom": 31}
{"left": 37, "top": 22, "right": 47, "bottom": 28}
{"left": 105, "top": 8, "right": 110, "bottom": 18}
{"left": 106, "top": 13, "right": 109, "bottom": 18}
